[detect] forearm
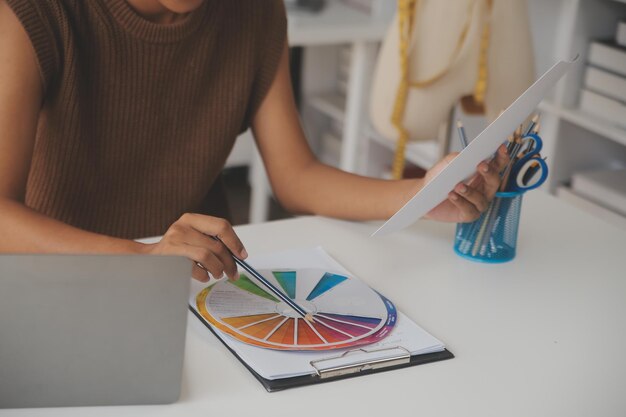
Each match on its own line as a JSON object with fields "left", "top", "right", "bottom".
{"left": 0, "top": 198, "right": 144, "bottom": 254}
{"left": 251, "top": 42, "right": 421, "bottom": 221}
{"left": 276, "top": 161, "right": 421, "bottom": 221}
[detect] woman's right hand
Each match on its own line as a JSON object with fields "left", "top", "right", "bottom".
{"left": 141, "top": 213, "right": 248, "bottom": 282}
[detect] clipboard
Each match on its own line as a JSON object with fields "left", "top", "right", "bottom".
{"left": 190, "top": 307, "right": 454, "bottom": 392}
{"left": 189, "top": 247, "right": 454, "bottom": 391}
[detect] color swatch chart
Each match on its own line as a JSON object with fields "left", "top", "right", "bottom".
{"left": 196, "top": 268, "right": 397, "bottom": 351}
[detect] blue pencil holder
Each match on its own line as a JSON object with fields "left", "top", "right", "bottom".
{"left": 453, "top": 191, "right": 524, "bottom": 263}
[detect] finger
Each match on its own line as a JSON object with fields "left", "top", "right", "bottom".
{"left": 192, "top": 263, "right": 210, "bottom": 282}
{"left": 465, "top": 172, "right": 482, "bottom": 189}
{"left": 469, "top": 145, "right": 509, "bottom": 189}
{"left": 454, "top": 183, "right": 489, "bottom": 213}
{"left": 477, "top": 160, "right": 502, "bottom": 199}
{"left": 179, "top": 214, "right": 247, "bottom": 259}
{"left": 187, "top": 246, "right": 225, "bottom": 280}
{"left": 492, "top": 144, "right": 510, "bottom": 173}
{"left": 180, "top": 231, "right": 238, "bottom": 280}
{"left": 205, "top": 238, "right": 238, "bottom": 280}
{"left": 449, "top": 191, "right": 481, "bottom": 223}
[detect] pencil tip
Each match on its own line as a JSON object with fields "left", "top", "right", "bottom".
{"left": 304, "top": 313, "right": 314, "bottom": 323}
{"left": 533, "top": 122, "right": 541, "bottom": 134}
{"left": 456, "top": 120, "right": 463, "bottom": 128}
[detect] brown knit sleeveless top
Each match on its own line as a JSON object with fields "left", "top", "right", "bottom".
{"left": 6, "top": 0, "right": 286, "bottom": 238}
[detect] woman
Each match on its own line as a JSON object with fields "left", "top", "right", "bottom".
{"left": 0, "top": 0, "right": 508, "bottom": 282}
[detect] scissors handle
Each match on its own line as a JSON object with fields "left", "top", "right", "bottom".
{"left": 518, "top": 133, "right": 543, "bottom": 156}
{"left": 508, "top": 156, "right": 548, "bottom": 192}
{"left": 506, "top": 134, "right": 548, "bottom": 192}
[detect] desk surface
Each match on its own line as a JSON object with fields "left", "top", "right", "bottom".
{"left": 3, "top": 191, "right": 625, "bottom": 417}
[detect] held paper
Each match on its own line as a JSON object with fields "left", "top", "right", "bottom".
{"left": 373, "top": 57, "right": 578, "bottom": 236}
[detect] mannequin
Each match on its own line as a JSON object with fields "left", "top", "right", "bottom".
{"left": 370, "top": 0, "right": 535, "bottom": 148}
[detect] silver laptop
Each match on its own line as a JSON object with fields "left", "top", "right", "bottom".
{"left": 0, "top": 254, "right": 191, "bottom": 409}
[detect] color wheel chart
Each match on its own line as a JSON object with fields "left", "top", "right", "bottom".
{"left": 196, "top": 268, "right": 397, "bottom": 351}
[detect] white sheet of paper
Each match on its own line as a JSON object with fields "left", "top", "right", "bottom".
{"left": 189, "top": 247, "right": 445, "bottom": 380}
{"left": 372, "top": 58, "right": 577, "bottom": 237}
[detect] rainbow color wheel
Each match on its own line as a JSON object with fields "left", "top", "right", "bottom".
{"left": 196, "top": 268, "right": 397, "bottom": 351}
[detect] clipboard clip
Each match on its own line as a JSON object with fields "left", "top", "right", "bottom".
{"left": 309, "top": 346, "right": 411, "bottom": 379}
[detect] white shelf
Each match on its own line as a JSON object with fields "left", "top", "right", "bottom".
{"left": 556, "top": 185, "right": 626, "bottom": 229}
{"left": 538, "top": 100, "right": 626, "bottom": 147}
{"left": 367, "top": 126, "right": 440, "bottom": 169}
{"left": 307, "top": 93, "right": 346, "bottom": 123}
{"left": 308, "top": 93, "right": 440, "bottom": 170}
{"left": 287, "top": 2, "right": 391, "bottom": 46}
{"left": 559, "top": 107, "right": 626, "bottom": 147}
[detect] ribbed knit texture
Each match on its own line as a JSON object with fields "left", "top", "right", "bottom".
{"left": 6, "top": 0, "right": 286, "bottom": 239}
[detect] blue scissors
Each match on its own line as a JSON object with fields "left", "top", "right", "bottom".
{"left": 506, "top": 134, "right": 549, "bottom": 192}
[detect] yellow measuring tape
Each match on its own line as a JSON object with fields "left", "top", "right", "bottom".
{"left": 473, "top": 0, "right": 493, "bottom": 105}
{"left": 390, "top": 0, "right": 492, "bottom": 179}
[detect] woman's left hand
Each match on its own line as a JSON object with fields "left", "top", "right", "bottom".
{"left": 424, "top": 144, "right": 510, "bottom": 223}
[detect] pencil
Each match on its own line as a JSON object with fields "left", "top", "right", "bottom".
{"left": 502, "top": 115, "right": 539, "bottom": 191}
{"left": 471, "top": 202, "right": 495, "bottom": 257}
{"left": 233, "top": 256, "right": 314, "bottom": 323}
{"left": 471, "top": 115, "right": 541, "bottom": 256}
{"left": 532, "top": 122, "right": 541, "bottom": 135}
{"left": 508, "top": 125, "right": 522, "bottom": 154}
{"left": 457, "top": 120, "right": 469, "bottom": 148}
{"left": 210, "top": 236, "right": 313, "bottom": 322}
{"left": 525, "top": 114, "right": 539, "bottom": 136}
{"left": 521, "top": 115, "right": 541, "bottom": 154}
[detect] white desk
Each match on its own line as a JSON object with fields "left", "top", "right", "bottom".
{"left": 3, "top": 191, "right": 625, "bottom": 416}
